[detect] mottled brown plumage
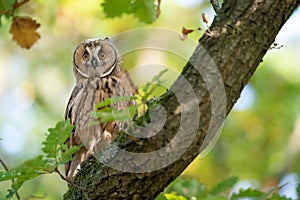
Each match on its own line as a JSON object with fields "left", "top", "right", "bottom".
{"left": 65, "top": 38, "right": 135, "bottom": 180}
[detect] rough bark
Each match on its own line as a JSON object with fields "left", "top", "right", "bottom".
{"left": 64, "top": 0, "right": 300, "bottom": 199}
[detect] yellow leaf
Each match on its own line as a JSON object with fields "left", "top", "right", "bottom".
{"left": 10, "top": 16, "right": 40, "bottom": 49}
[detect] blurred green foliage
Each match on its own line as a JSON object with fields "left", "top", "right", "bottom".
{"left": 0, "top": 0, "right": 299, "bottom": 199}
{"left": 157, "top": 177, "right": 300, "bottom": 200}
{"left": 0, "top": 1, "right": 13, "bottom": 12}
{"left": 102, "top": 0, "right": 157, "bottom": 23}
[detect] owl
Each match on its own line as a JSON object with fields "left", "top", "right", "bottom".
{"left": 65, "top": 38, "right": 136, "bottom": 181}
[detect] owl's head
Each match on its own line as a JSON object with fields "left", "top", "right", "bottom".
{"left": 72, "top": 38, "right": 122, "bottom": 81}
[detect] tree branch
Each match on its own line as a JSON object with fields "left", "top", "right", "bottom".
{"left": 64, "top": 0, "right": 300, "bottom": 199}
{"left": 13, "top": 0, "right": 30, "bottom": 10}
{"left": 210, "top": 0, "right": 221, "bottom": 14}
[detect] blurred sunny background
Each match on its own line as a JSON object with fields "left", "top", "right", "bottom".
{"left": 0, "top": 0, "right": 299, "bottom": 199}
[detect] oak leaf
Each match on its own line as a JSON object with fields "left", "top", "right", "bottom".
{"left": 10, "top": 16, "right": 40, "bottom": 49}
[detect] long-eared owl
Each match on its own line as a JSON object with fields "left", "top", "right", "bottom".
{"left": 65, "top": 38, "right": 135, "bottom": 180}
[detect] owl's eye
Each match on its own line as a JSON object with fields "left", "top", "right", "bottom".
{"left": 99, "top": 52, "right": 106, "bottom": 60}
{"left": 82, "top": 53, "right": 90, "bottom": 61}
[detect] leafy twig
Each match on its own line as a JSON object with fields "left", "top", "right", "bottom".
{"left": 0, "top": 120, "right": 81, "bottom": 198}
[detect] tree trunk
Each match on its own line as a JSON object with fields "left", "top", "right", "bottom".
{"left": 64, "top": 0, "right": 300, "bottom": 199}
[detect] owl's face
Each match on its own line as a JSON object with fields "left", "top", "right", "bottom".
{"left": 73, "top": 38, "right": 121, "bottom": 80}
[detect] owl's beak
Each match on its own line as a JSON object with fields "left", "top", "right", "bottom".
{"left": 91, "top": 57, "right": 98, "bottom": 68}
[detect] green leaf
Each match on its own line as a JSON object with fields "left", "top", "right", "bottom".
{"left": 164, "top": 192, "right": 187, "bottom": 200}
{"left": 42, "top": 119, "right": 74, "bottom": 159}
{"left": 164, "top": 178, "right": 208, "bottom": 199}
{"left": 101, "top": 0, "right": 132, "bottom": 17}
{"left": 231, "top": 188, "right": 263, "bottom": 200}
{"left": 57, "top": 119, "right": 74, "bottom": 144}
{"left": 93, "top": 96, "right": 137, "bottom": 123}
{"left": 95, "top": 95, "right": 136, "bottom": 109}
{"left": 6, "top": 188, "right": 15, "bottom": 199}
{"left": 13, "top": 155, "right": 49, "bottom": 174}
{"left": 2, "top": 155, "right": 50, "bottom": 198}
{"left": 0, "top": 155, "right": 49, "bottom": 182}
{"left": 58, "top": 145, "right": 82, "bottom": 165}
{"left": 131, "top": 0, "right": 157, "bottom": 23}
{"left": 0, "top": 171, "right": 17, "bottom": 182}
{"left": 0, "top": 0, "right": 14, "bottom": 11}
{"left": 94, "top": 105, "right": 137, "bottom": 123}
{"left": 95, "top": 98, "right": 112, "bottom": 109}
{"left": 0, "top": 0, "right": 13, "bottom": 27}
{"left": 296, "top": 183, "right": 300, "bottom": 197}
{"left": 209, "top": 176, "right": 238, "bottom": 195}
{"left": 101, "top": 0, "right": 157, "bottom": 24}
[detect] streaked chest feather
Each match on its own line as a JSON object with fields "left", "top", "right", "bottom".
{"left": 71, "top": 77, "right": 120, "bottom": 128}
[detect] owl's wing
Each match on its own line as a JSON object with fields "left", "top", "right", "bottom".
{"left": 65, "top": 85, "right": 81, "bottom": 121}
{"left": 64, "top": 85, "right": 81, "bottom": 178}
{"left": 119, "top": 71, "right": 138, "bottom": 95}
